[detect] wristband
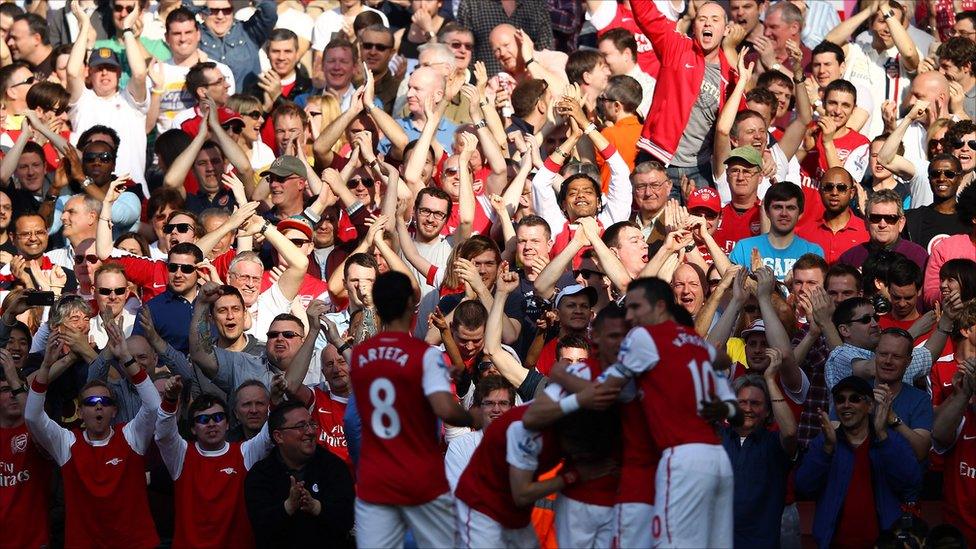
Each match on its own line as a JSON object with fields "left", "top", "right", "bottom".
{"left": 558, "top": 394, "right": 580, "bottom": 414}
{"left": 771, "top": 398, "right": 786, "bottom": 402}
{"left": 122, "top": 357, "right": 137, "bottom": 369}
{"left": 122, "top": 28, "right": 135, "bottom": 35}
{"left": 793, "top": 74, "right": 805, "bottom": 84}
{"left": 554, "top": 149, "right": 570, "bottom": 159}
{"left": 474, "top": 119, "right": 488, "bottom": 130}
{"left": 479, "top": 99, "right": 488, "bottom": 107}
{"left": 526, "top": 58, "right": 536, "bottom": 66}
{"left": 259, "top": 221, "right": 271, "bottom": 235}
{"left": 770, "top": 63, "right": 782, "bottom": 72}
{"left": 336, "top": 341, "right": 352, "bottom": 354}
{"left": 583, "top": 122, "right": 598, "bottom": 135}
{"left": 151, "top": 88, "right": 165, "bottom": 95}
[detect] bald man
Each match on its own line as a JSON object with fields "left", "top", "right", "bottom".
{"left": 901, "top": 71, "right": 951, "bottom": 173}
{"left": 797, "top": 166, "right": 869, "bottom": 263}
{"left": 384, "top": 66, "right": 457, "bottom": 152}
{"left": 488, "top": 23, "right": 567, "bottom": 92}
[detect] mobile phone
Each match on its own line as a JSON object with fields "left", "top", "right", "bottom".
{"left": 25, "top": 291, "right": 55, "bottom": 307}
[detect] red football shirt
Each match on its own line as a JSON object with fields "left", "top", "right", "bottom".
{"left": 940, "top": 409, "right": 976, "bottom": 545}
{"left": 310, "top": 387, "right": 350, "bottom": 467}
{"left": 712, "top": 202, "right": 762, "bottom": 254}
{"left": 0, "top": 423, "right": 53, "bottom": 549}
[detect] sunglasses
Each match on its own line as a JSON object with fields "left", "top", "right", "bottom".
{"left": 346, "top": 178, "right": 374, "bottom": 189}
{"left": 688, "top": 208, "right": 719, "bottom": 220}
{"left": 113, "top": 4, "right": 135, "bottom": 13}
{"left": 289, "top": 238, "right": 311, "bottom": 247}
{"left": 167, "top": 263, "right": 197, "bottom": 274}
{"left": 361, "top": 41, "right": 392, "bottom": 52}
{"left": 193, "top": 412, "right": 227, "bottom": 425}
{"left": 447, "top": 40, "right": 474, "bottom": 51}
{"left": 846, "top": 313, "right": 881, "bottom": 325}
{"left": 74, "top": 254, "right": 99, "bottom": 265}
{"left": 208, "top": 6, "right": 234, "bottom": 16}
{"left": 928, "top": 169, "right": 958, "bottom": 179}
{"left": 242, "top": 110, "right": 263, "bottom": 119}
{"left": 97, "top": 287, "right": 127, "bottom": 296}
{"left": 83, "top": 151, "right": 115, "bottom": 163}
{"left": 573, "top": 268, "right": 605, "bottom": 279}
{"left": 11, "top": 75, "right": 36, "bottom": 88}
{"left": 867, "top": 213, "right": 900, "bottom": 225}
{"left": 949, "top": 139, "right": 976, "bottom": 150}
{"left": 833, "top": 393, "right": 870, "bottom": 405}
{"left": 821, "top": 183, "right": 850, "bottom": 193}
{"left": 82, "top": 395, "right": 117, "bottom": 407}
{"left": 267, "top": 330, "right": 302, "bottom": 340}
{"left": 163, "top": 222, "right": 193, "bottom": 234}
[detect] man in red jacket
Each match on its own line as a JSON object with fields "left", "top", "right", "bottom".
{"left": 633, "top": 1, "right": 736, "bottom": 194}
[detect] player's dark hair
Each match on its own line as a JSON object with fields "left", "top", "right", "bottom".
{"left": 208, "top": 284, "right": 246, "bottom": 312}
{"left": 12, "top": 13, "right": 49, "bottom": 45}
{"left": 627, "top": 277, "right": 694, "bottom": 327}
{"left": 862, "top": 250, "right": 908, "bottom": 298}
{"left": 268, "top": 28, "right": 299, "bottom": 48}
{"left": 186, "top": 62, "right": 218, "bottom": 99}
{"left": 373, "top": 271, "right": 416, "bottom": 323}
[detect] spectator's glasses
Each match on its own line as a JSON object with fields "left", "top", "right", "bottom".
{"left": 949, "top": 139, "right": 976, "bottom": 150}
{"left": 83, "top": 151, "right": 115, "bottom": 163}
{"left": 74, "top": 254, "right": 99, "bottom": 265}
{"left": 416, "top": 207, "right": 447, "bottom": 221}
{"left": 97, "top": 287, "right": 127, "bottom": 296}
{"left": 443, "top": 167, "right": 460, "bottom": 176}
{"left": 82, "top": 395, "right": 117, "bottom": 407}
{"left": 267, "top": 330, "right": 302, "bottom": 340}
{"left": 833, "top": 393, "right": 869, "bottom": 405}
{"left": 11, "top": 75, "right": 36, "bottom": 88}
{"left": 278, "top": 421, "right": 320, "bottom": 433}
{"left": 113, "top": 4, "right": 135, "bottom": 14}
{"left": 242, "top": 110, "right": 263, "bottom": 120}
{"left": 206, "top": 76, "right": 227, "bottom": 88}
{"left": 361, "top": 42, "right": 392, "bottom": 52}
{"left": 688, "top": 208, "right": 719, "bottom": 220}
{"left": 928, "top": 168, "right": 958, "bottom": 179}
{"left": 346, "top": 177, "right": 374, "bottom": 189}
{"left": 307, "top": 111, "right": 322, "bottom": 119}
{"left": 163, "top": 222, "right": 193, "bottom": 234}
{"left": 821, "top": 183, "right": 849, "bottom": 193}
{"left": 229, "top": 272, "right": 261, "bottom": 285}
{"left": 845, "top": 313, "right": 881, "bottom": 325}
{"left": 573, "top": 268, "right": 605, "bottom": 279}
{"left": 447, "top": 40, "right": 474, "bottom": 52}
{"left": 16, "top": 230, "right": 46, "bottom": 239}
{"left": 289, "top": 238, "right": 311, "bottom": 247}
{"left": 867, "top": 213, "right": 900, "bottom": 225}
{"left": 167, "top": 263, "right": 197, "bottom": 274}
{"left": 208, "top": 6, "right": 234, "bottom": 16}
{"left": 708, "top": 278, "right": 722, "bottom": 289}
{"left": 193, "top": 412, "right": 227, "bottom": 425}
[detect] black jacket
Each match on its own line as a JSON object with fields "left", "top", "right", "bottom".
{"left": 244, "top": 446, "right": 355, "bottom": 549}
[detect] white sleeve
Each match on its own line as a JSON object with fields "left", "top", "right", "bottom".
{"left": 587, "top": 0, "right": 617, "bottom": 30}
{"left": 542, "top": 361, "right": 591, "bottom": 401}
{"left": 715, "top": 171, "right": 731, "bottom": 205}
{"left": 122, "top": 375, "right": 162, "bottom": 455}
{"left": 242, "top": 422, "right": 273, "bottom": 470}
{"left": 542, "top": 381, "right": 567, "bottom": 401}
{"left": 422, "top": 346, "right": 453, "bottom": 396}
{"left": 842, "top": 143, "right": 870, "bottom": 183}
{"left": 599, "top": 151, "right": 634, "bottom": 225}
{"left": 609, "top": 327, "right": 660, "bottom": 378}
{"left": 710, "top": 364, "right": 736, "bottom": 402}
{"left": 530, "top": 166, "right": 568, "bottom": 238}
{"left": 310, "top": 12, "right": 338, "bottom": 51}
{"left": 154, "top": 407, "right": 188, "bottom": 480}
{"left": 782, "top": 369, "right": 810, "bottom": 405}
{"left": 444, "top": 434, "right": 476, "bottom": 492}
{"left": 28, "top": 321, "right": 51, "bottom": 354}
{"left": 506, "top": 421, "right": 543, "bottom": 471}
{"left": 25, "top": 388, "right": 76, "bottom": 467}
{"left": 906, "top": 159, "right": 932, "bottom": 209}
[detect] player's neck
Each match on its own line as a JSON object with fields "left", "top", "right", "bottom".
{"left": 384, "top": 317, "right": 412, "bottom": 333}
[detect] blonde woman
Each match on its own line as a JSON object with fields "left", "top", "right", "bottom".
{"left": 225, "top": 94, "right": 275, "bottom": 171}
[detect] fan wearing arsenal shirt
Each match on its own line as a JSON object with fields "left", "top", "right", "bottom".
{"left": 932, "top": 356, "right": 976, "bottom": 546}
{"left": 350, "top": 271, "right": 475, "bottom": 548}
{"left": 24, "top": 319, "right": 162, "bottom": 549}
{"left": 155, "top": 376, "right": 273, "bottom": 548}
{"left": 601, "top": 277, "right": 741, "bottom": 549}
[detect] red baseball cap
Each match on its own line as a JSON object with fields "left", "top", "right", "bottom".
{"left": 276, "top": 216, "right": 313, "bottom": 240}
{"left": 687, "top": 187, "right": 721, "bottom": 214}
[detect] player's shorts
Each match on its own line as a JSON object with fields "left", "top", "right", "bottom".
{"left": 612, "top": 501, "right": 654, "bottom": 549}
{"left": 654, "top": 443, "right": 733, "bottom": 549}
{"left": 455, "top": 498, "right": 539, "bottom": 548}
{"left": 554, "top": 494, "right": 614, "bottom": 548}
{"left": 355, "top": 493, "right": 455, "bottom": 548}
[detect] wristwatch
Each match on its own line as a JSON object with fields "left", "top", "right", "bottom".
{"left": 474, "top": 119, "right": 488, "bottom": 129}
{"left": 81, "top": 177, "right": 93, "bottom": 189}
{"left": 888, "top": 415, "right": 903, "bottom": 428}
{"left": 793, "top": 74, "right": 805, "bottom": 84}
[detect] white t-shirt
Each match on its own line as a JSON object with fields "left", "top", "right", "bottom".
{"left": 69, "top": 87, "right": 150, "bottom": 193}
{"left": 250, "top": 140, "right": 276, "bottom": 171}
{"left": 311, "top": 7, "right": 388, "bottom": 52}
{"left": 247, "top": 282, "right": 294, "bottom": 344}
{"left": 445, "top": 430, "right": 484, "bottom": 492}
{"left": 843, "top": 41, "right": 922, "bottom": 140}
{"left": 153, "top": 59, "right": 236, "bottom": 134}
{"left": 404, "top": 234, "right": 454, "bottom": 300}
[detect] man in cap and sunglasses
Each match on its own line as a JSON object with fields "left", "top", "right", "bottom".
{"left": 24, "top": 320, "right": 162, "bottom": 549}
{"left": 796, "top": 374, "right": 922, "bottom": 549}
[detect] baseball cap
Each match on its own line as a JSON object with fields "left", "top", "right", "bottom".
{"left": 739, "top": 319, "right": 766, "bottom": 339}
{"left": 687, "top": 187, "right": 721, "bottom": 214}
{"left": 831, "top": 375, "right": 873, "bottom": 399}
{"left": 261, "top": 155, "right": 308, "bottom": 180}
{"left": 276, "top": 216, "right": 313, "bottom": 240}
{"left": 88, "top": 48, "right": 121, "bottom": 70}
{"left": 554, "top": 284, "right": 598, "bottom": 308}
{"left": 725, "top": 146, "right": 763, "bottom": 168}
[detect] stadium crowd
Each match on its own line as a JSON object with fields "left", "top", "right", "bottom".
{"left": 0, "top": 0, "right": 975, "bottom": 547}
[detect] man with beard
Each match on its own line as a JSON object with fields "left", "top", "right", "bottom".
{"left": 904, "top": 154, "right": 970, "bottom": 252}
{"left": 395, "top": 187, "right": 453, "bottom": 299}
{"left": 25, "top": 322, "right": 161, "bottom": 548}
{"left": 155, "top": 376, "right": 273, "bottom": 548}
{"left": 244, "top": 401, "right": 355, "bottom": 548}
{"left": 797, "top": 167, "right": 869, "bottom": 264}
{"left": 730, "top": 182, "right": 823, "bottom": 281}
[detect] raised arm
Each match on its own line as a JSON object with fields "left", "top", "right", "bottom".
{"left": 515, "top": 29, "right": 568, "bottom": 95}
{"left": 714, "top": 55, "right": 754, "bottom": 177}
{"left": 122, "top": 5, "right": 148, "bottom": 104}
{"left": 163, "top": 109, "right": 210, "bottom": 198}
{"left": 754, "top": 267, "right": 803, "bottom": 392}
{"left": 313, "top": 89, "right": 364, "bottom": 168}
{"left": 579, "top": 217, "right": 631, "bottom": 293}
{"left": 25, "top": 337, "right": 78, "bottom": 467}
{"left": 825, "top": 2, "right": 878, "bottom": 46}
{"left": 195, "top": 201, "right": 259, "bottom": 257}
{"left": 485, "top": 269, "right": 529, "bottom": 388}
{"left": 0, "top": 124, "right": 34, "bottom": 182}
{"left": 534, "top": 225, "right": 588, "bottom": 300}
{"left": 883, "top": 6, "right": 920, "bottom": 72}
{"left": 260, "top": 218, "right": 311, "bottom": 302}
{"left": 22, "top": 111, "right": 68, "bottom": 155}
{"left": 205, "top": 100, "right": 255, "bottom": 186}
{"left": 764, "top": 351, "right": 798, "bottom": 457}
{"left": 94, "top": 178, "right": 128, "bottom": 259}
{"left": 362, "top": 65, "right": 409, "bottom": 156}
{"left": 778, "top": 43, "right": 814, "bottom": 160}
{"left": 65, "top": 2, "right": 93, "bottom": 104}
{"left": 403, "top": 92, "right": 449, "bottom": 194}
{"left": 462, "top": 85, "right": 508, "bottom": 195}
{"left": 456, "top": 133, "right": 478, "bottom": 242}
{"left": 189, "top": 284, "right": 222, "bottom": 380}
{"left": 155, "top": 376, "right": 189, "bottom": 479}
{"left": 283, "top": 300, "right": 330, "bottom": 403}
{"left": 707, "top": 269, "right": 747, "bottom": 348}
{"left": 877, "top": 101, "right": 925, "bottom": 180}
{"left": 932, "top": 360, "right": 975, "bottom": 449}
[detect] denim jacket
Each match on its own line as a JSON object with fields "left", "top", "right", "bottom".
{"left": 795, "top": 426, "right": 922, "bottom": 549}
{"left": 182, "top": 0, "right": 277, "bottom": 91}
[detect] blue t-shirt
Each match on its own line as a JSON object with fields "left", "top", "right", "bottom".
{"left": 729, "top": 235, "right": 825, "bottom": 281}
{"left": 891, "top": 384, "right": 934, "bottom": 431}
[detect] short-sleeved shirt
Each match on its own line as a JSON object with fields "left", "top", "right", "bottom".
{"left": 729, "top": 235, "right": 825, "bottom": 281}
{"left": 824, "top": 343, "right": 933, "bottom": 394}
{"left": 213, "top": 347, "right": 279, "bottom": 400}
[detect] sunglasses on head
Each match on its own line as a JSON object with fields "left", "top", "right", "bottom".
{"left": 83, "top": 151, "right": 115, "bottom": 163}
{"left": 208, "top": 6, "right": 233, "bottom": 16}
{"left": 822, "top": 183, "right": 850, "bottom": 193}
{"left": 833, "top": 393, "right": 870, "bottom": 405}
{"left": 97, "top": 287, "right": 127, "bottom": 296}
{"left": 949, "top": 139, "right": 976, "bottom": 150}
{"left": 346, "top": 178, "right": 374, "bottom": 189}
{"left": 163, "top": 222, "right": 193, "bottom": 234}
{"left": 167, "top": 263, "right": 196, "bottom": 274}
{"left": 846, "top": 312, "right": 881, "bottom": 325}
{"left": 267, "top": 330, "right": 302, "bottom": 340}
{"left": 74, "top": 254, "right": 99, "bottom": 265}
{"left": 361, "top": 41, "right": 392, "bottom": 52}
{"left": 82, "top": 395, "right": 116, "bottom": 407}
{"left": 928, "top": 168, "right": 958, "bottom": 179}
{"left": 193, "top": 412, "right": 226, "bottom": 425}
{"left": 867, "top": 213, "right": 900, "bottom": 225}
